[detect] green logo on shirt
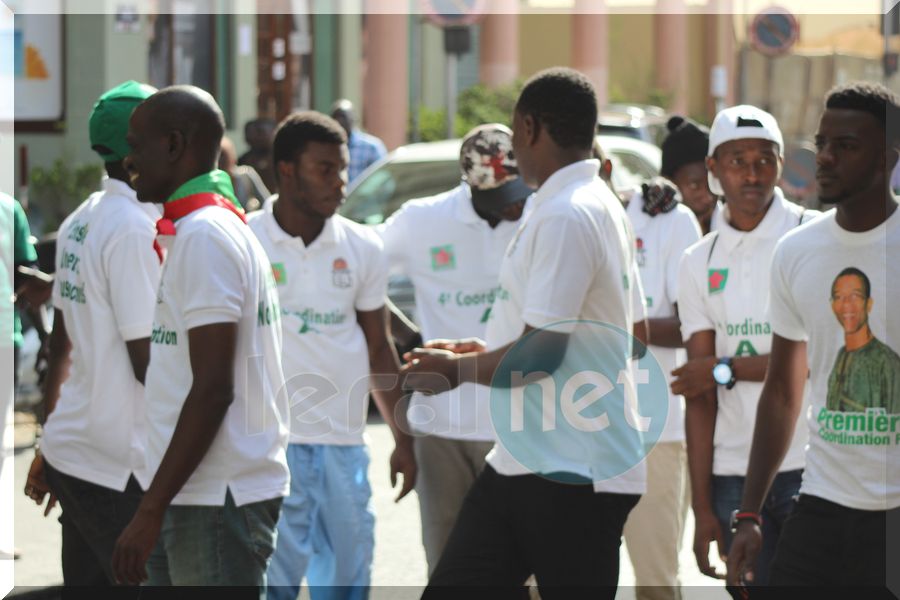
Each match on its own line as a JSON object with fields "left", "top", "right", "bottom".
{"left": 430, "top": 245, "right": 456, "bottom": 271}
{"left": 708, "top": 269, "right": 729, "bottom": 294}
{"left": 272, "top": 263, "right": 287, "bottom": 285}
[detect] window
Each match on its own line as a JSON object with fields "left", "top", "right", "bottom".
{"left": 147, "top": 1, "right": 233, "bottom": 123}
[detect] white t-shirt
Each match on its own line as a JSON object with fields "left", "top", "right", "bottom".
{"left": 626, "top": 197, "right": 702, "bottom": 443}
{"left": 144, "top": 204, "right": 289, "bottom": 507}
{"left": 769, "top": 207, "right": 900, "bottom": 511}
{"left": 678, "top": 188, "right": 817, "bottom": 476}
{"left": 484, "top": 160, "right": 647, "bottom": 495}
{"left": 43, "top": 178, "right": 161, "bottom": 491}
{"left": 248, "top": 201, "right": 387, "bottom": 445}
{"left": 378, "top": 184, "right": 519, "bottom": 441}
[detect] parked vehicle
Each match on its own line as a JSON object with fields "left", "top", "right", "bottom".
{"left": 597, "top": 104, "right": 668, "bottom": 147}
{"left": 340, "top": 135, "right": 661, "bottom": 320}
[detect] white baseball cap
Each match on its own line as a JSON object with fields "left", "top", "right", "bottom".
{"left": 707, "top": 105, "right": 784, "bottom": 196}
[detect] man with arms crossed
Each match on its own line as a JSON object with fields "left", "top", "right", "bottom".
{"left": 110, "top": 86, "right": 289, "bottom": 591}
{"left": 727, "top": 82, "right": 900, "bottom": 590}
{"left": 249, "top": 111, "right": 415, "bottom": 600}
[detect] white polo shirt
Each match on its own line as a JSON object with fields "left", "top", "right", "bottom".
{"left": 248, "top": 200, "right": 388, "bottom": 445}
{"left": 678, "top": 188, "right": 817, "bottom": 476}
{"left": 43, "top": 178, "right": 161, "bottom": 491}
{"left": 144, "top": 204, "right": 289, "bottom": 507}
{"left": 378, "top": 183, "right": 519, "bottom": 441}
{"left": 626, "top": 197, "right": 702, "bottom": 443}
{"left": 484, "top": 160, "right": 646, "bottom": 495}
{"left": 770, "top": 208, "right": 899, "bottom": 510}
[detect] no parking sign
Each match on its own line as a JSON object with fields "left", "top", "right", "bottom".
{"left": 749, "top": 6, "right": 800, "bottom": 57}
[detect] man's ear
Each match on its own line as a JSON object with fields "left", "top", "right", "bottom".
{"left": 167, "top": 129, "right": 187, "bottom": 163}
{"left": 705, "top": 155, "right": 717, "bottom": 176}
{"left": 523, "top": 113, "right": 540, "bottom": 147}
{"left": 602, "top": 159, "right": 613, "bottom": 181}
{"left": 276, "top": 159, "right": 293, "bottom": 184}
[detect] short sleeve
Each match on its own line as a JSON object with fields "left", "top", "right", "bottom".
{"left": 13, "top": 200, "right": 37, "bottom": 264}
{"left": 676, "top": 247, "right": 714, "bottom": 342}
{"left": 767, "top": 239, "right": 807, "bottom": 342}
{"left": 104, "top": 229, "right": 162, "bottom": 341}
{"left": 355, "top": 234, "right": 388, "bottom": 312}
{"left": 666, "top": 209, "right": 702, "bottom": 303}
{"left": 521, "top": 214, "right": 597, "bottom": 331}
{"left": 174, "top": 228, "right": 245, "bottom": 329}
{"left": 376, "top": 204, "right": 410, "bottom": 272}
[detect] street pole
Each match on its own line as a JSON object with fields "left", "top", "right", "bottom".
{"left": 446, "top": 51, "right": 458, "bottom": 139}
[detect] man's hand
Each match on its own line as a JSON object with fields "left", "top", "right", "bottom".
{"left": 693, "top": 509, "right": 727, "bottom": 580}
{"left": 389, "top": 440, "right": 417, "bottom": 502}
{"left": 24, "top": 455, "right": 57, "bottom": 517}
{"left": 400, "top": 348, "right": 461, "bottom": 395}
{"left": 671, "top": 356, "right": 717, "bottom": 398}
{"left": 14, "top": 266, "right": 53, "bottom": 308}
{"left": 111, "top": 506, "right": 164, "bottom": 585}
{"left": 423, "top": 337, "right": 486, "bottom": 355}
{"left": 726, "top": 521, "right": 762, "bottom": 589}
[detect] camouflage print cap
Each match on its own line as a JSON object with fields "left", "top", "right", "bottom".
{"left": 459, "top": 123, "right": 532, "bottom": 207}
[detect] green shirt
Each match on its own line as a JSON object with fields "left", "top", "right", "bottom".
{"left": 3, "top": 196, "right": 38, "bottom": 348}
{"left": 826, "top": 336, "right": 900, "bottom": 414}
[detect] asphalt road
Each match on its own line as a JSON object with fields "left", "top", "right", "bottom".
{"left": 5, "top": 414, "right": 727, "bottom": 599}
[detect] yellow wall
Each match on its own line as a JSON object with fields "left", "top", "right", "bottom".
{"left": 607, "top": 14, "right": 655, "bottom": 104}
{"left": 519, "top": 12, "right": 572, "bottom": 78}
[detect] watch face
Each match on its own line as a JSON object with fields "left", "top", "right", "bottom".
{"left": 713, "top": 363, "right": 733, "bottom": 385}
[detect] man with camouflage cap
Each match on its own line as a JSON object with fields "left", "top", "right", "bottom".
{"left": 379, "top": 123, "right": 531, "bottom": 574}
{"left": 24, "top": 80, "right": 162, "bottom": 585}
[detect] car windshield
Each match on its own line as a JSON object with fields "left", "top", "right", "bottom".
{"left": 342, "top": 160, "right": 462, "bottom": 225}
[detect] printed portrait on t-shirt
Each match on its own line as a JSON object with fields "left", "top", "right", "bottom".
{"left": 826, "top": 267, "right": 900, "bottom": 413}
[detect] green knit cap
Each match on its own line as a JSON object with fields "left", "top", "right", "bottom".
{"left": 88, "top": 80, "right": 157, "bottom": 162}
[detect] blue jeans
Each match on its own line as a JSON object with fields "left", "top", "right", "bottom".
{"left": 712, "top": 469, "right": 802, "bottom": 586}
{"left": 267, "top": 444, "right": 375, "bottom": 600}
{"left": 146, "top": 489, "right": 282, "bottom": 594}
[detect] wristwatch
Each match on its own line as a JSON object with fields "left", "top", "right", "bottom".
{"left": 712, "top": 357, "right": 736, "bottom": 390}
{"left": 730, "top": 509, "right": 763, "bottom": 532}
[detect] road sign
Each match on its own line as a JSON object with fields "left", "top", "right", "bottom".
{"left": 421, "top": 0, "right": 487, "bottom": 28}
{"left": 749, "top": 6, "right": 800, "bottom": 57}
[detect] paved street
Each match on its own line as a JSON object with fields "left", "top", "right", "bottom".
{"left": 6, "top": 414, "right": 727, "bottom": 599}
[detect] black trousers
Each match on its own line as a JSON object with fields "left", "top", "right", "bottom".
{"left": 771, "top": 494, "right": 900, "bottom": 589}
{"left": 44, "top": 459, "right": 144, "bottom": 586}
{"left": 422, "top": 464, "right": 640, "bottom": 600}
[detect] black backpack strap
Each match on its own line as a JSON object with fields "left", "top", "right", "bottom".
{"left": 706, "top": 231, "right": 720, "bottom": 266}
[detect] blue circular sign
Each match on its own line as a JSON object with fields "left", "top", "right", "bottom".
{"left": 749, "top": 7, "right": 799, "bottom": 57}
{"left": 781, "top": 143, "right": 817, "bottom": 199}
{"left": 489, "top": 320, "right": 669, "bottom": 485}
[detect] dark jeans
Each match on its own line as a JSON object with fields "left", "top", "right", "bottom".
{"left": 771, "top": 494, "right": 899, "bottom": 587}
{"left": 147, "top": 490, "right": 282, "bottom": 595}
{"left": 712, "top": 469, "right": 802, "bottom": 587}
{"left": 423, "top": 465, "right": 640, "bottom": 600}
{"left": 43, "top": 458, "right": 144, "bottom": 586}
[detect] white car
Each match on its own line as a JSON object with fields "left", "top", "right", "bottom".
{"left": 339, "top": 135, "right": 661, "bottom": 319}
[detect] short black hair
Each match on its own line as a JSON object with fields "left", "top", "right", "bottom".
{"left": 515, "top": 67, "right": 598, "bottom": 151}
{"left": 832, "top": 267, "right": 871, "bottom": 300}
{"left": 825, "top": 82, "right": 900, "bottom": 148}
{"left": 272, "top": 111, "right": 347, "bottom": 179}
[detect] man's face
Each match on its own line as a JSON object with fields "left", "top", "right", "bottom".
{"left": 830, "top": 274, "right": 872, "bottom": 335}
{"left": 280, "top": 141, "right": 349, "bottom": 220}
{"left": 511, "top": 110, "right": 538, "bottom": 188}
{"left": 707, "top": 138, "right": 781, "bottom": 212}
{"left": 815, "top": 108, "right": 887, "bottom": 204}
{"left": 671, "top": 161, "right": 716, "bottom": 221}
{"left": 124, "top": 104, "right": 175, "bottom": 203}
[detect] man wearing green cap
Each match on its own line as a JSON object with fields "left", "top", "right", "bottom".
{"left": 110, "top": 86, "right": 288, "bottom": 592}
{"left": 22, "top": 80, "right": 163, "bottom": 585}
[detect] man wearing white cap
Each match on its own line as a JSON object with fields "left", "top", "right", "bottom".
{"left": 671, "top": 105, "right": 818, "bottom": 586}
